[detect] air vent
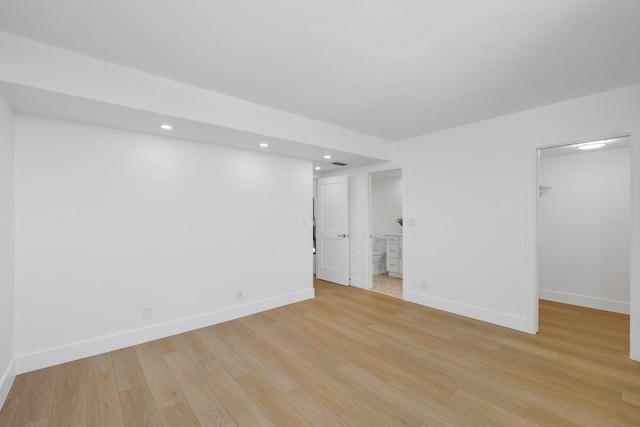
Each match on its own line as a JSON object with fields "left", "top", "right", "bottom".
{"left": 332, "top": 162, "right": 348, "bottom": 167}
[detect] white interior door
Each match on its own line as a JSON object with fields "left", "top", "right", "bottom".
{"left": 316, "top": 175, "right": 349, "bottom": 286}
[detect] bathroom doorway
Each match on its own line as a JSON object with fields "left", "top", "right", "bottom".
{"left": 369, "top": 169, "right": 403, "bottom": 298}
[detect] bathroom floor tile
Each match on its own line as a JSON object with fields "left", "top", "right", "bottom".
{"left": 371, "top": 274, "right": 403, "bottom": 299}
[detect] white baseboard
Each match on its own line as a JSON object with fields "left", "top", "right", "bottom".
{"left": 0, "top": 358, "right": 16, "bottom": 409}
{"left": 15, "top": 288, "right": 314, "bottom": 375}
{"left": 539, "top": 289, "right": 629, "bottom": 314}
{"left": 405, "top": 291, "right": 533, "bottom": 333}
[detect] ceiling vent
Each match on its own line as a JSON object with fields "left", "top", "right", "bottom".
{"left": 331, "top": 162, "right": 348, "bottom": 167}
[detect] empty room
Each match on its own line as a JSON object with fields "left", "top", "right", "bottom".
{"left": 1, "top": 1, "right": 640, "bottom": 426}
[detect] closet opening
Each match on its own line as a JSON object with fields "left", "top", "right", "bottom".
{"left": 536, "top": 135, "right": 631, "bottom": 344}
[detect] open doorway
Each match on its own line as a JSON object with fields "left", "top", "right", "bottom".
{"left": 369, "top": 169, "right": 403, "bottom": 298}
{"left": 537, "top": 136, "right": 631, "bottom": 323}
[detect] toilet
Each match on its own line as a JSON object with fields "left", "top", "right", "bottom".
{"left": 372, "top": 236, "right": 387, "bottom": 275}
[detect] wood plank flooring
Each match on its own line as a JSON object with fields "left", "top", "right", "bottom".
{"left": 2, "top": 278, "right": 639, "bottom": 426}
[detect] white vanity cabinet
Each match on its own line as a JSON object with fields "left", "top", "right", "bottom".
{"left": 386, "top": 234, "right": 403, "bottom": 278}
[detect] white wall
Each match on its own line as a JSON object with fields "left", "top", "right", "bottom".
{"left": 0, "top": 93, "right": 15, "bottom": 404}
{"left": 371, "top": 176, "right": 403, "bottom": 236}
{"left": 539, "top": 148, "right": 630, "bottom": 313}
{"left": 402, "top": 128, "right": 529, "bottom": 324}
{"left": 398, "top": 84, "right": 640, "bottom": 360}
{"left": 14, "top": 115, "right": 314, "bottom": 372}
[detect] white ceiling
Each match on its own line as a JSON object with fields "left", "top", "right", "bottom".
{"left": 540, "top": 136, "right": 630, "bottom": 158}
{"left": 0, "top": 82, "right": 385, "bottom": 171}
{"left": 1, "top": 0, "right": 639, "bottom": 143}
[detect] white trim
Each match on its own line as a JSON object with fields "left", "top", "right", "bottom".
{"left": 405, "top": 291, "right": 530, "bottom": 332}
{"left": 630, "top": 132, "right": 640, "bottom": 361}
{"left": 14, "top": 289, "right": 314, "bottom": 374}
{"left": 526, "top": 143, "right": 540, "bottom": 333}
{"left": 0, "top": 358, "right": 16, "bottom": 408}
{"left": 366, "top": 172, "right": 373, "bottom": 289}
{"left": 539, "top": 289, "right": 629, "bottom": 314}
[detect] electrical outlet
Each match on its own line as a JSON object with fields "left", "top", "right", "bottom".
{"left": 421, "top": 281, "right": 427, "bottom": 290}
{"left": 142, "top": 306, "right": 153, "bottom": 320}
{"left": 237, "top": 290, "right": 243, "bottom": 299}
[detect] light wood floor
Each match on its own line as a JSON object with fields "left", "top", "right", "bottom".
{"left": 2, "top": 279, "right": 640, "bottom": 426}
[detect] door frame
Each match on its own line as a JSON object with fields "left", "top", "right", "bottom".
{"left": 529, "top": 132, "right": 637, "bottom": 360}
{"left": 367, "top": 167, "right": 405, "bottom": 291}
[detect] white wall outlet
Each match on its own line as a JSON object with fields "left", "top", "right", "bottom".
{"left": 406, "top": 218, "right": 416, "bottom": 226}
{"left": 237, "top": 290, "right": 243, "bottom": 299}
{"left": 302, "top": 218, "right": 307, "bottom": 226}
{"left": 142, "top": 306, "right": 153, "bottom": 320}
{"left": 421, "top": 281, "right": 427, "bottom": 290}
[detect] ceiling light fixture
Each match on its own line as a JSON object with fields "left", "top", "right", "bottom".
{"left": 577, "top": 141, "right": 606, "bottom": 150}
{"left": 160, "top": 124, "right": 173, "bottom": 130}
{"left": 314, "top": 166, "right": 321, "bottom": 170}
{"left": 324, "top": 155, "right": 331, "bottom": 159}
{"left": 259, "top": 143, "right": 269, "bottom": 148}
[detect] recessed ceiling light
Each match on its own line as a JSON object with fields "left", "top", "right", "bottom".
{"left": 160, "top": 124, "right": 173, "bottom": 130}
{"left": 578, "top": 141, "right": 606, "bottom": 150}
{"left": 314, "top": 166, "right": 321, "bottom": 170}
{"left": 259, "top": 143, "right": 269, "bottom": 148}
{"left": 324, "top": 155, "right": 331, "bottom": 159}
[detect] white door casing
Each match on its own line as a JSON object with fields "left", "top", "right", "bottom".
{"left": 316, "top": 175, "right": 349, "bottom": 286}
